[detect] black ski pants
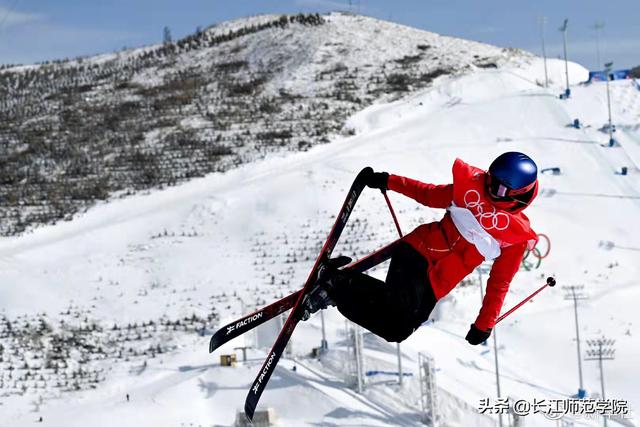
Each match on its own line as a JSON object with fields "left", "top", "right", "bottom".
{"left": 332, "top": 242, "right": 437, "bottom": 343}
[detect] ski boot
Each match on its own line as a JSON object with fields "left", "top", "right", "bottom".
{"left": 301, "top": 255, "right": 352, "bottom": 320}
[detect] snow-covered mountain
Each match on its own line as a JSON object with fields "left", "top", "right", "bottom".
{"left": 0, "top": 12, "right": 522, "bottom": 236}
{"left": 1, "top": 12, "right": 640, "bottom": 427}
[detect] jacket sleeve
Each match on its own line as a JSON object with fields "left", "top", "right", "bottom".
{"left": 474, "top": 242, "right": 528, "bottom": 331}
{"left": 388, "top": 174, "right": 453, "bottom": 209}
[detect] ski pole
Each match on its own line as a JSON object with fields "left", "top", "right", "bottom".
{"left": 382, "top": 190, "right": 403, "bottom": 238}
{"left": 495, "top": 277, "right": 556, "bottom": 324}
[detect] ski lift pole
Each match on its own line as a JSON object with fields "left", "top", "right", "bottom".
{"left": 495, "top": 277, "right": 556, "bottom": 325}
{"left": 381, "top": 189, "right": 405, "bottom": 386}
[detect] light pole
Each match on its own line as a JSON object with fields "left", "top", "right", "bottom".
{"left": 353, "top": 325, "right": 365, "bottom": 393}
{"left": 320, "top": 310, "right": 328, "bottom": 352}
{"left": 476, "top": 264, "right": 492, "bottom": 301}
{"left": 592, "top": 21, "right": 605, "bottom": 69}
{"left": 585, "top": 337, "right": 616, "bottom": 426}
{"left": 478, "top": 264, "right": 504, "bottom": 427}
{"left": 492, "top": 328, "right": 503, "bottom": 427}
{"left": 539, "top": 16, "right": 549, "bottom": 87}
{"left": 397, "top": 343, "right": 403, "bottom": 386}
{"left": 418, "top": 353, "right": 439, "bottom": 426}
{"left": 564, "top": 285, "right": 588, "bottom": 398}
{"left": 559, "top": 19, "right": 570, "bottom": 98}
{"left": 604, "top": 61, "right": 616, "bottom": 147}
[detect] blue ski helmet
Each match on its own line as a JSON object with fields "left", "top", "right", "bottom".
{"left": 486, "top": 152, "right": 538, "bottom": 206}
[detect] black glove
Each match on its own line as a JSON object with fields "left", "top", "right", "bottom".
{"left": 465, "top": 324, "right": 492, "bottom": 345}
{"left": 366, "top": 171, "right": 389, "bottom": 191}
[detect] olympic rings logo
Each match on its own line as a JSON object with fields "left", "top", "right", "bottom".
{"left": 463, "top": 190, "right": 510, "bottom": 231}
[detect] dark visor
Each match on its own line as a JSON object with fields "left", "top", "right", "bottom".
{"left": 487, "top": 174, "right": 537, "bottom": 200}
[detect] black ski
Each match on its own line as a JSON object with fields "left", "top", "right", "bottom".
{"left": 244, "top": 167, "right": 373, "bottom": 420}
{"left": 208, "top": 239, "right": 400, "bottom": 353}
{"left": 209, "top": 290, "right": 302, "bottom": 353}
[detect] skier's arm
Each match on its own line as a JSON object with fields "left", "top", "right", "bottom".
{"left": 387, "top": 175, "right": 453, "bottom": 208}
{"left": 474, "top": 242, "right": 528, "bottom": 331}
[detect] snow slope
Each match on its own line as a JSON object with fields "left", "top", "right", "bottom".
{"left": 0, "top": 12, "right": 525, "bottom": 237}
{"left": 1, "top": 54, "right": 639, "bottom": 426}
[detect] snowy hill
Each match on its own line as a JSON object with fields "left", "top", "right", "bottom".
{"left": 1, "top": 15, "right": 640, "bottom": 427}
{"left": 0, "top": 12, "right": 519, "bottom": 236}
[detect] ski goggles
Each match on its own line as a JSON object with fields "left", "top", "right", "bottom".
{"left": 486, "top": 174, "right": 537, "bottom": 201}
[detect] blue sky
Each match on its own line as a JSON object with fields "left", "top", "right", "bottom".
{"left": 0, "top": 0, "right": 638, "bottom": 69}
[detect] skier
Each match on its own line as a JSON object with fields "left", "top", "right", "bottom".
{"left": 304, "top": 152, "right": 539, "bottom": 345}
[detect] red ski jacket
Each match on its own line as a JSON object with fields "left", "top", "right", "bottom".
{"left": 388, "top": 159, "right": 538, "bottom": 331}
